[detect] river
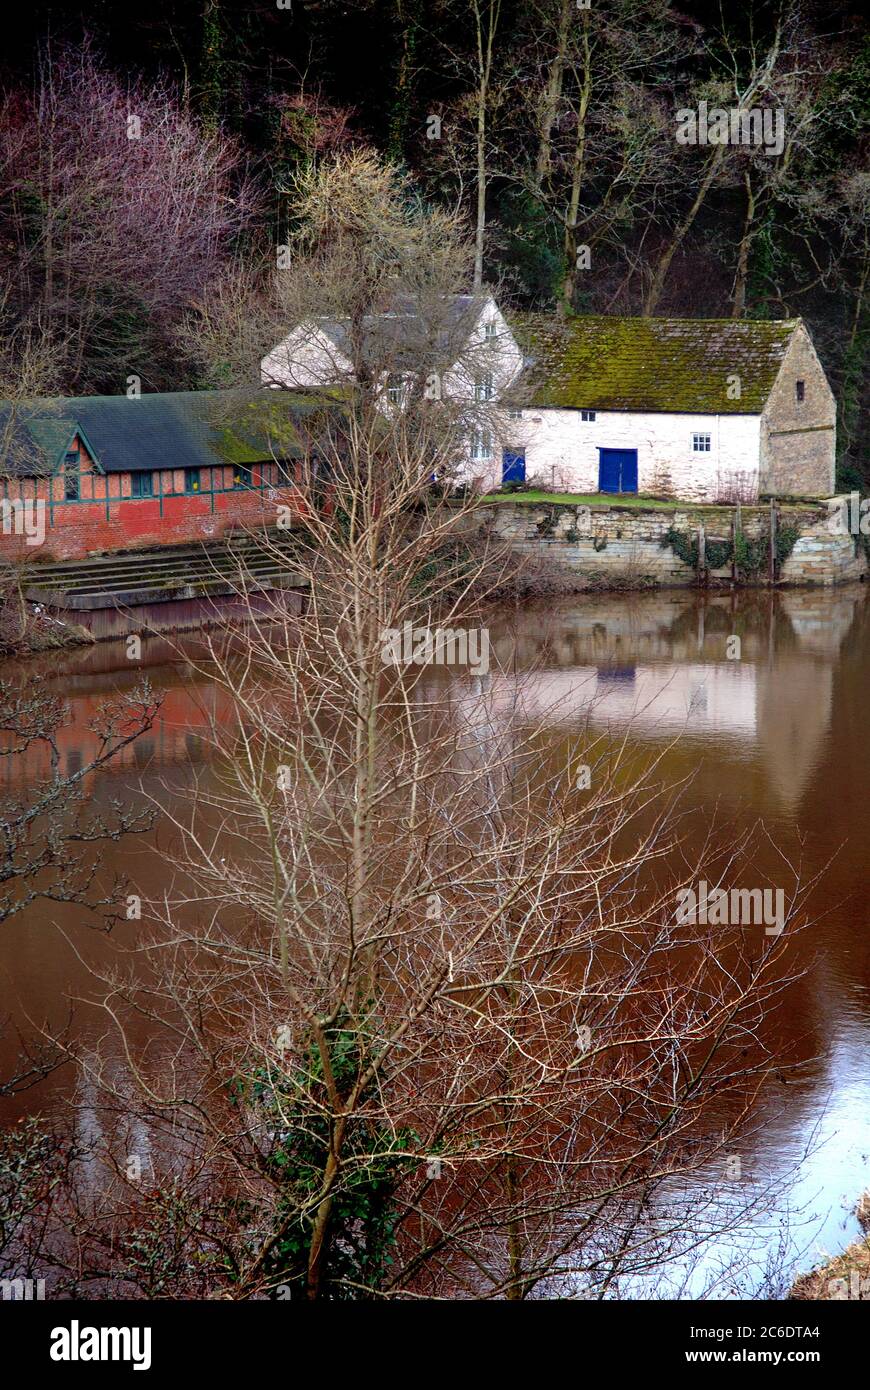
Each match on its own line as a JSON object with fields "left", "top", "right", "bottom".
{"left": 1, "top": 583, "right": 869, "bottom": 1296}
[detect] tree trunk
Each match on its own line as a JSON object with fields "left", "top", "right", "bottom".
{"left": 838, "top": 242, "right": 869, "bottom": 463}
{"left": 731, "top": 172, "right": 757, "bottom": 318}
{"left": 200, "top": 0, "right": 223, "bottom": 133}
{"left": 559, "top": 15, "right": 591, "bottom": 314}
{"left": 647, "top": 22, "right": 783, "bottom": 317}
{"left": 533, "top": 0, "right": 573, "bottom": 194}
{"left": 472, "top": 1, "right": 501, "bottom": 291}
{"left": 388, "top": 0, "right": 421, "bottom": 163}
{"left": 644, "top": 144, "right": 725, "bottom": 316}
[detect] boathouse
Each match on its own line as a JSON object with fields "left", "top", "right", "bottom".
{"left": 0, "top": 388, "right": 335, "bottom": 562}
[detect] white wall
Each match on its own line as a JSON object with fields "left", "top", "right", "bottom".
{"left": 443, "top": 300, "right": 524, "bottom": 400}
{"left": 507, "top": 408, "right": 762, "bottom": 502}
{"left": 260, "top": 296, "right": 524, "bottom": 405}
{"left": 261, "top": 323, "right": 353, "bottom": 389}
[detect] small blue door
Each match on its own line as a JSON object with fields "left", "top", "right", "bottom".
{"left": 502, "top": 449, "right": 526, "bottom": 485}
{"left": 598, "top": 448, "right": 638, "bottom": 494}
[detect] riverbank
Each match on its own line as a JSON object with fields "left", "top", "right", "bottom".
{"left": 0, "top": 602, "right": 94, "bottom": 656}
{"left": 790, "top": 1193, "right": 870, "bottom": 1300}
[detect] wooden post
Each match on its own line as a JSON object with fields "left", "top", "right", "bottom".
{"left": 768, "top": 496, "right": 777, "bottom": 585}
{"left": 732, "top": 503, "right": 740, "bottom": 582}
{"left": 698, "top": 523, "right": 706, "bottom": 584}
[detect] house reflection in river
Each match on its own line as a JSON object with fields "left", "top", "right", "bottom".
{"left": 444, "top": 587, "right": 863, "bottom": 817}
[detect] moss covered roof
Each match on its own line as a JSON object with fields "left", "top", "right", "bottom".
{"left": 508, "top": 314, "right": 800, "bottom": 414}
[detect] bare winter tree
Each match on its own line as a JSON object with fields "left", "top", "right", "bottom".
{"left": 0, "top": 40, "right": 259, "bottom": 393}
{"left": 64, "top": 429, "right": 810, "bottom": 1300}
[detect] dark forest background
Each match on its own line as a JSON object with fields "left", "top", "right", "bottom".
{"left": 0, "top": 0, "right": 866, "bottom": 480}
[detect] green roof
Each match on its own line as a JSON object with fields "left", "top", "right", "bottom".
{"left": 509, "top": 314, "right": 801, "bottom": 414}
{"left": 0, "top": 388, "right": 344, "bottom": 477}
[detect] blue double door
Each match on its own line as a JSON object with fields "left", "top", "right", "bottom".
{"left": 598, "top": 447, "right": 638, "bottom": 495}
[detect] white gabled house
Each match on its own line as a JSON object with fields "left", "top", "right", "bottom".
{"left": 261, "top": 292, "right": 523, "bottom": 465}
{"left": 497, "top": 315, "right": 836, "bottom": 502}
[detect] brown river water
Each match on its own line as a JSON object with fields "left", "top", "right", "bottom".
{"left": 1, "top": 583, "right": 869, "bottom": 1296}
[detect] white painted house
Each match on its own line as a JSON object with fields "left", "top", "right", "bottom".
{"left": 261, "top": 292, "right": 523, "bottom": 465}
{"left": 499, "top": 314, "right": 836, "bottom": 502}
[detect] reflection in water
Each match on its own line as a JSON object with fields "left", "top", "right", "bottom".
{"left": 1, "top": 586, "right": 869, "bottom": 1294}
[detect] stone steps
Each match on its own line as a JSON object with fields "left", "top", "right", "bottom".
{"left": 23, "top": 531, "right": 306, "bottom": 609}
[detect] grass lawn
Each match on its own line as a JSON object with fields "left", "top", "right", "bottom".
{"left": 479, "top": 490, "right": 733, "bottom": 512}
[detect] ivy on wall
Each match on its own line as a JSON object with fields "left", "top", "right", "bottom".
{"left": 661, "top": 522, "right": 800, "bottom": 578}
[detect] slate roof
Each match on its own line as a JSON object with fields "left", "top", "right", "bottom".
{"left": 0, "top": 388, "right": 343, "bottom": 477}
{"left": 306, "top": 293, "right": 488, "bottom": 373}
{"left": 508, "top": 314, "right": 801, "bottom": 414}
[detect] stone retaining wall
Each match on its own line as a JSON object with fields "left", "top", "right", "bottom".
{"left": 463, "top": 500, "right": 866, "bottom": 589}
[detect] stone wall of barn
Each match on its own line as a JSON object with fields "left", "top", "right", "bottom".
{"left": 760, "top": 323, "right": 836, "bottom": 497}
{"left": 505, "top": 408, "right": 764, "bottom": 503}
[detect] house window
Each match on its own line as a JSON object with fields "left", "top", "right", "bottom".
{"left": 692, "top": 433, "right": 712, "bottom": 453}
{"left": 471, "top": 429, "right": 492, "bottom": 461}
{"left": 386, "top": 374, "right": 403, "bottom": 406}
{"left": 275, "top": 459, "right": 295, "bottom": 485}
{"left": 484, "top": 320, "right": 498, "bottom": 342}
{"left": 64, "top": 452, "right": 79, "bottom": 501}
{"left": 796, "top": 380, "right": 805, "bottom": 402}
{"left": 184, "top": 468, "right": 201, "bottom": 494}
{"left": 131, "top": 471, "right": 154, "bottom": 498}
{"left": 233, "top": 464, "right": 252, "bottom": 489}
{"left": 580, "top": 410, "right": 596, "bottom": 422}
{"left": 474, "top": 373, "right": 494, "bottom": 402}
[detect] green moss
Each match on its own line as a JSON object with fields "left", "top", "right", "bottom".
{"left": 508, "top": 313, "right": 798, "bottom": 414}
{"left": 481, "top": 490, "right": 714, "bottom": 512}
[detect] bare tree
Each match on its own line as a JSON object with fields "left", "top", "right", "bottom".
{"left": 0, "top": 39, "right": 259, "bottom": 393}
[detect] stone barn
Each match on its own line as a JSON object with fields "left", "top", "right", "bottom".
{"left": 497, "top": 315, "right": 836, "bottom": 503}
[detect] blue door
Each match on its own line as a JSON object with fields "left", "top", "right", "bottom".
{"left": 598, "top": 448, "right": 638, "bottom": 494}
{"left": 502, "top": 449, "right": 526, "bottom": 485}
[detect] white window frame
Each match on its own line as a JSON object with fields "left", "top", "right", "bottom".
{"left": 471, "top": 428, "right": 493, "bottom": 461}
{"left": 484, "top": 320, "right": 498, "bottom": 342}
{"left": 692, "top": 432, "right": 712, "bottom": 453}
{"left": 474, "top": 373, "right": 494, "bottom": 403}
{"left": 386, "top": 374, "right": 404, "bottom": 406}
{"left": 580, "top": 409, "right": 596, "bottom": 422}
